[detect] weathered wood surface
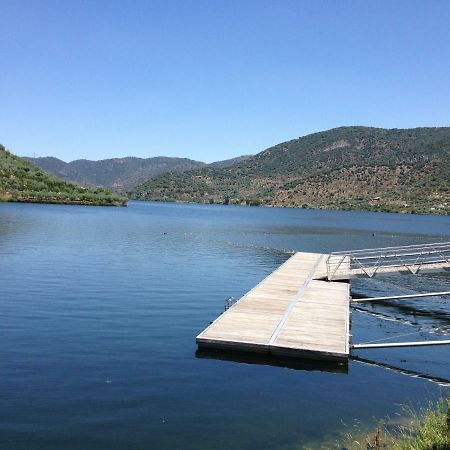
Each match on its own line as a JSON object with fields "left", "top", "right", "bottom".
{"left": 196, "top": 252, "right": 350, "bottom": 361}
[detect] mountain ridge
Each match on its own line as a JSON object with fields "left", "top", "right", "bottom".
{"left": 129, "top": 126, "right": 450, "bottom": 215}
{"left": 23, "top": 155, "right": 205, "bottom": 193}
{"left": 24, "top": 154, "right": 252, "bottom": 192}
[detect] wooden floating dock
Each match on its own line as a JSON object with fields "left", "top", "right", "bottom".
{"left": 196, "top": 252, "right": 351, "bottom": 362}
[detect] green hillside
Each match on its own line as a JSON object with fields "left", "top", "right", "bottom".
{"left": 24, "top": 154, "right": 253, "bottom": 193}
{"left": 0, "top": 145, "right": 127, "bottom": 206}
{"left": 24, "top": 155, "right": 206, "bottom": 193}
{"left": 129, "top": 126, "right": 450, "bottom": 215}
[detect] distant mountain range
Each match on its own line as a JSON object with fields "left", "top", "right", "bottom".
{"left": 11, "top": 126, "right": 450, "bottom": 214}
{"left": 129, "top": 126, "right": 450, "bottom": 215}
{"left": 25, "top": 154, "right": 253, "bottom": 193}
{"left": 0, "top": 145, "right": 126, "bottom": 206}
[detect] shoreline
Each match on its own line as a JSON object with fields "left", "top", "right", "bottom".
{"left": 0, "top": 197, "right": 128, "bottom": 207}
{"left": 131, "top": 197, "right": 449, "bottom": 216}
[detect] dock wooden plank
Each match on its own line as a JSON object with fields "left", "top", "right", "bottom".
{"left": 196, "top": 251, "right": 350, "bottom": 361}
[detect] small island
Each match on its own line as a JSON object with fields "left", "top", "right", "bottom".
{"left": 0, "top": 145, "right": 127, "bottom": 207}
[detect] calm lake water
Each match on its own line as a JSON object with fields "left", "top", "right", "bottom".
{"left": 1, "top": 201, "right": 449, "bottom": 449}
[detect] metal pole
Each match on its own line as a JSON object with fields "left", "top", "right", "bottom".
{"left": 353, "top": 340, "right": 450, "bottom": 349}
{"left": 352, "top": 291, "right": 450, "bottom": 303}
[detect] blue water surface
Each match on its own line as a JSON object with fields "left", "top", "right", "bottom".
{"left": 1, "top": 201, "right": 449, "bottom": 449}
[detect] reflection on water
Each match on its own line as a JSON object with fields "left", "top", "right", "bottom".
{"left": 353, "top": 356, "right": 450, "bottom": 387}
{"left": 0, "top": 201, "right": 449, "bottom": 449}
{"left": 196, "top": 348, "right": 349, "bottom": 374}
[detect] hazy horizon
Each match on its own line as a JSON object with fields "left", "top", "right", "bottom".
{"left": 23, "top": 152, "right": 253, "bottom": 164}
{"left": 20, "top": 123, "right": 450, "bottom": 164}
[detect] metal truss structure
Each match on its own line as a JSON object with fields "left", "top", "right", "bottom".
{"left": 326, "top": 241, "right": 450, "bottom": 281}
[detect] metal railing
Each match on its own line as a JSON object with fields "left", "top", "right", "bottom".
{"left": 326, "top": 241, "right": 450, "bottom": 281}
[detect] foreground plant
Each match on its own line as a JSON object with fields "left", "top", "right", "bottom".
{"left": 391, "top": 397, "right": 450, "bottom": 450}
{"left": 333, "top": 397, "right": 450, "bottom": 450}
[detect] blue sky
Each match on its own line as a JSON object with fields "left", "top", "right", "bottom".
{"left": 1, "top": 0, "right": 450, "bottom": 162}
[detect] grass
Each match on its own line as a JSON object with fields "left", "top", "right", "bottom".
{"left": 335, "top": 397, "right": 450, "bottom": 450}
{"left": 391, "top": 398, "right": 450, "bottom": 450}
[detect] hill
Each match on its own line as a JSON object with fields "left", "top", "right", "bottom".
{"left": 129, "top": 126, "right": 450, "bottom": 215}
{"left": 24, "top": 156, "right": 206, "bottom": 193}
{"left": 0, "top": 145, "right": 127, "bottom": 206}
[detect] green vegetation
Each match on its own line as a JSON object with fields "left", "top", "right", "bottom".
{"left": 0, "top": 145, "right": 127, "bottom": 206}
{"left": 333, "top": 397, "right": 450, "bottom": 450}
{"left": 25, "top": 154, "right": 252, "bottom": 193}
{"left": 129, "top": 126, "right": 450, "bottom": 215}
{"left": 24, "top": 155, "right": 206, "bottom": 193}
{"left": 391, "top": 398, "right": 450, "bottom": 450}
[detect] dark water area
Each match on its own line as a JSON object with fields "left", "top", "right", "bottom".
{"left": 1, "top": 201, "right": 449, "bottom": 449}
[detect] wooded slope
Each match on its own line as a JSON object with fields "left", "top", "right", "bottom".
{"left": 1, "top": 145, "right": 127, "bottom": 206}
{"left": 130, "top": 126, "right": 450, "bottom": 214}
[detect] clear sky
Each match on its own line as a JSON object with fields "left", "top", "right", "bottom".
{"left": 1, "top": 0, "right": 450, "bottom": 163}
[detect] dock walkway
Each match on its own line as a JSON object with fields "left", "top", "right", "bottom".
{"left": 196, "top": 252, "right": 350, "bottom": 361}
{"left": 323, "top": 242, "right": 450, "bottom": 281}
